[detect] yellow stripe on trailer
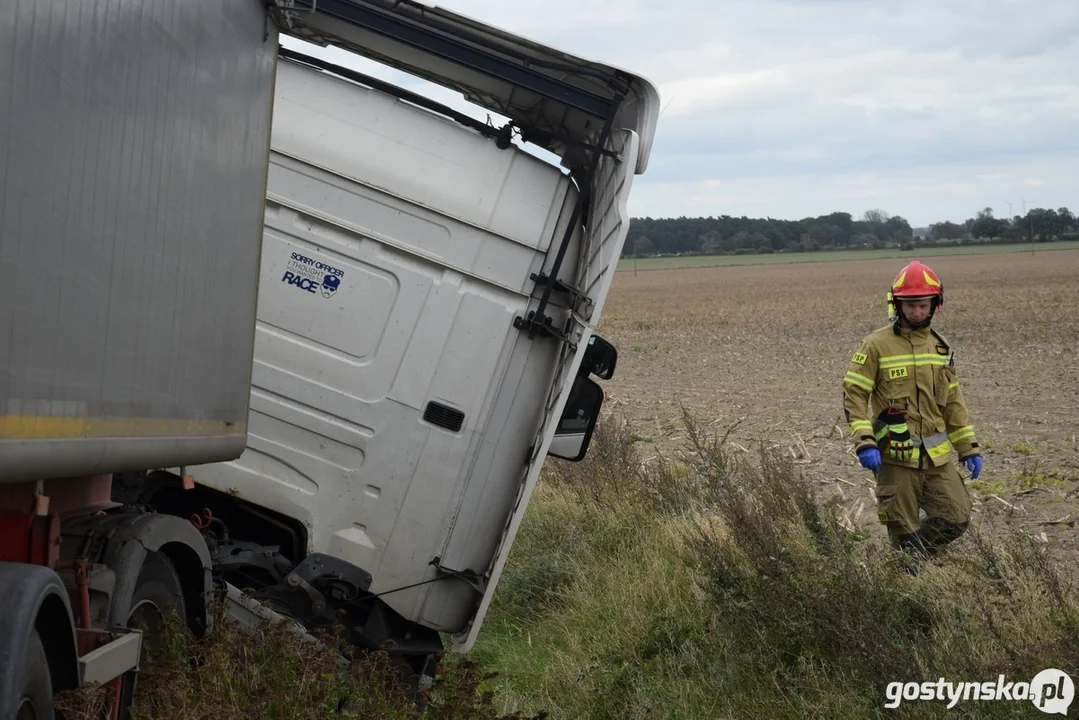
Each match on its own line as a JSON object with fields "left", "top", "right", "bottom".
{"left": 0, "top": 415, "right": 246, "bottom": 440}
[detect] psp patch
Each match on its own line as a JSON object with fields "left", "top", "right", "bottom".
{"left": 888, "top": 367, "right": 909, "bottom": 380}
{"left": 851, "top": 352, "right": 868, "bottom": 365}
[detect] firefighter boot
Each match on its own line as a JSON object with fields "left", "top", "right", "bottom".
{"left": 919, "top": 518, "right": 969, "bottom": 557}
{"left": 896, "top": 531, "right": 929, "bottom": 577}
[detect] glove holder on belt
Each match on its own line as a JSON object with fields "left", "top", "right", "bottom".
{"left": 875, "top": 407, "right": 914, "bottom": 462}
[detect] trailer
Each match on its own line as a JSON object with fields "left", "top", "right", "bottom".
{"left": 0, "top": 0, "right": 658, "bottom": 714}
{"left": 0, "top": 0, "right": 278, "bottom": 716}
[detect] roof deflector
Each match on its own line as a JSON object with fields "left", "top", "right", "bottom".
{"left": 268, "top": 0, "right": 659, "bottom": 174}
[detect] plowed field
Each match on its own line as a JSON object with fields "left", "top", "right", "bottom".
{"left": 598, "top": 249, "right": 1079, "bottom": 571}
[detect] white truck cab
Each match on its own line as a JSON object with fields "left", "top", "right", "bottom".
{"left": 195, "top": 5, "right": 656, "bottom": 675}
{"left": 192, "top": 43, "right": 653, "bottom": 655}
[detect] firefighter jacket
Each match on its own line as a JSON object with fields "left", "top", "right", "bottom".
{"left": 843, "top": 323, "right": 979, "bottom": 468}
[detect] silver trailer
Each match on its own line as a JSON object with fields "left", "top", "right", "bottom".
{"left": 0, "top": 0, "right": 278, "bottom": 484}
{"left": 0, "top": 1, "right": 278, "bottom": 717}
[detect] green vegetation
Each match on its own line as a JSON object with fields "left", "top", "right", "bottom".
{"left": 623, "top": 206, "right": 1077, "bottom": 260}
{"left": 469, "top": 413, "right": 1078, "bottom": 718}
{"left": 616, "top": 241, "right": 1079, "bottom": 272}
{"left": 60, "top": 413, "right": 1079, "bottom": 718}
{"left": 967, "top": 479, "right": 1009, "bottom": 494}
{"left": 56, "top": 601, "right": 538, "bottom": 720}
{"left": 1018, "top": 471, "right": 1068, "bottom": 489}
{"left": 1017, "top": 461, "right": 1070, "bottom": 490}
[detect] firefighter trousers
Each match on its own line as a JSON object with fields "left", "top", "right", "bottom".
{"left": 874, "top": 459, "right": 972, "bottom": 549}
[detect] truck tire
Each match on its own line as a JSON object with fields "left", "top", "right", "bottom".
{"left": 0, "top": 563, "right": 78, "bottom": 720}
{"left": 124, "top": 551, "right": 185, "bottom": 667}
{"left": 16, "top": 630, "right": 53, "bottom": 720}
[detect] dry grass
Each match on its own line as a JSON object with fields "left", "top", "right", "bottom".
{"left": 55, "top": 601, "right": 544, "bottom": 720}
{"left": 473, "top": 411, "right": 1079, "bottom": 719}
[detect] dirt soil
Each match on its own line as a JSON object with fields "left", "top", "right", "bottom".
{"left": 597, "top": 248, "right": 1079, "bottom": 573}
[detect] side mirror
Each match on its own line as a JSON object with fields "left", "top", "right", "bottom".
{"left": 580, "top": 334, "right": 617, "bottom": 380}
{"left": 548, "top": 374, "right": 603, "bottom": 462}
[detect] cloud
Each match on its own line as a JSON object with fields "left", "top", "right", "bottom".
{"left": 281, "top": 0, "right": 1079, "bottom": 225}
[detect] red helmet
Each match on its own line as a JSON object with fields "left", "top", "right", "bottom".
{"left": 891, "top": 260, "right": 943, "bottom": 306}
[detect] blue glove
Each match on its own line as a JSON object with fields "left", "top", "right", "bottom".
{"left": 964, "top": 455, "right": 982, "bottom": 479}
{"left": 857, "top": 447, "right": 881, "bottom": 473}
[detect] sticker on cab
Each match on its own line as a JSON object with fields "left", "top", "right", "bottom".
{"left": 280, "top": 251, "right": 345, "bottom": 299}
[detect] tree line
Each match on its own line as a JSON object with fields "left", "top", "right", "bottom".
{"left": 623, "top": 207, "right": 1077, "bottom": 258}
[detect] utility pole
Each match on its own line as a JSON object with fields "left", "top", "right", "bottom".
{"left": 1003, "top": 200, "right": 1013, "bottom": 245}
{"left": 1021, "top": 195, "right": 1033, "bottom": 256}
{"left": 1030, "top": 212, "right": 1035, "bottom": 257}
{"left": 634, "top": 236, "right": 638, "bottom": 278}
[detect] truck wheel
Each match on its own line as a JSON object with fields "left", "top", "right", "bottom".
{"left": 17, "top": 629, "right": 53, "bottom": 720}
{"left": 125, "top": 551, "right": 185, "bottom": 666}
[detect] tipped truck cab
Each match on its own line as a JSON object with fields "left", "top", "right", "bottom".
{"left": 179, "top": 0, "right": 660, "bottom": 680}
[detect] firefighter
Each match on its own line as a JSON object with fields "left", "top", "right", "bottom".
{"left": 842, "top": 260, "right": 982, "bottom": 574}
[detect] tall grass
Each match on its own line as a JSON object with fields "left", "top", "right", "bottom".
{"left": 473, "top": 410, "right": 1079, "bottom": 718}
{"left": 55, "top": 598, "right": 541, "bottom": 720}
{"left": 60, "top": 411, "right": 1078, "bottom": 717}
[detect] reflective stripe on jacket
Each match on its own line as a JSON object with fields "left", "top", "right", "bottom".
{"left": 842, "top": 324, "right": 978, "bottom": 468}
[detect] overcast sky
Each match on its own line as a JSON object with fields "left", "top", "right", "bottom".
{"left": 282, "top": 0, "right": 1077, "bottom": 227}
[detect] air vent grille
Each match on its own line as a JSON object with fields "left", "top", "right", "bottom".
{"left": 424, "top": 401, "right": 465, "bottom": 432}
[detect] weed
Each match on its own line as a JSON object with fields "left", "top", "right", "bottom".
{"left": 53, "top": 597, "right": 547, "bottom": 720}
{"left": 968, "top": 479, "right": 1009, "bottom": 493}
{"left": 1016, "top": 459, "right": 1069, "bottom": 489}
{"left": 1018, "top": 471, "right": 1067, "bottom": 489}
{"left": 475, "top": 410, "right": 1079, "bottom": 719}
